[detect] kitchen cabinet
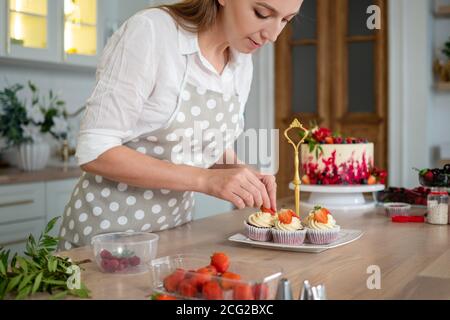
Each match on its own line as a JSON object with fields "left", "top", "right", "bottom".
{"left": 0, "top": 178, "right": 78, "bottom": 256}
{"left": 0, "top": 0, "right": 105, "bottom": 67}
{"left": 45, "top": 178, "right": 79, "bottom": 237}
{"left": 3, "top": 0, "right": 59, "bottom": 62}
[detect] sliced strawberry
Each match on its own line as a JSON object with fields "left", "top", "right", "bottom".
{"left": 313, "top": 206, "right": 329, "bottom": 224}
{"left": 278, "top": 211, "right": 292, "bottom": 224}
{"left": 286, "top": 209, "right": 299, "bottom": 218}
{"left": 260, "top": 206, "right": 276, "bottom": 216}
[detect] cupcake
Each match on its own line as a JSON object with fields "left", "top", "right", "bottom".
{"left": 271, "top": 209, "right": 306, "bottom": 245}
{"left": 245, "top": 209, "right": 275, "bottom": 242}
{"left": 303, "top": 206, "right": 340, "bottom": 245}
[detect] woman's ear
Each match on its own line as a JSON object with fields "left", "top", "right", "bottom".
{"left": 217, "top": 0, "right": 226, "bottom": 7}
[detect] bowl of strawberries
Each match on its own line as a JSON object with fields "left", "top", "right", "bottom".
{"left": 91, "top": 232, "right": 159, "bottom": 274}
{"left": 150, "top": 252, "right": 282, "bottom": 300}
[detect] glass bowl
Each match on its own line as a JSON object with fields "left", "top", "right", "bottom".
{"left": 149, "top": 254, "right": 283, "bottom": 300}
{"left": 91, "top": 232, "right": 159, "bottom": 274}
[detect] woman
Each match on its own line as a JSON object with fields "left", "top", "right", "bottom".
{"left": 58, "top": 0, "right": 302, "bottom": 250}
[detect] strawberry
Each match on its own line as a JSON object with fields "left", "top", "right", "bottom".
{"left": 325, "top": 136, "right": 334, "bottom": 144}
{"left": 253, "top": 283, "right": 269, "bottom": 300}
{"left": 424, "top": 170, "right": 434, "bottom": 182}
{"left": 301, "top": 175, "right": 311, "bottom": 185}
{"left": 368, "top": 175, "right": 377, "bottom": 185}
{"left": 163, "top": 268, "right": 186, "bottom": 292}
{"left": 163, "top": 274, "right": 180, "bottom": 292}
{"left": 278, "top": 211, "right": 292, "bottom": 224}
{"left": 210, "top": 252, "right": 230, "bottom": 273}
{"left": 260, "top": 206, "right": 276, "bottom": 216}
{"left": 233, "top": 284, "right": 255, "bottom": 300}
{"left": 313, "top": 206, "right": 329, "bottom": 224}
{"left": 153, "top": 293, "right": 178, "bottom": 300}
{"left": 202, "top": 281, "right": 223, "bottom": 300}
{"left": 178, "top": 279, "right": 197, "bottom": 298}
{"left": 205, "top": 265, "right": 218, "bottom": 275}
{"left": 285, "top": 209, "right": 299, "bottom": 218}
{"left": 191, "top": 267, "right": 213, "bottom": 289}
{"left": 220, "top": 272, "right": 241, "bottom": 290}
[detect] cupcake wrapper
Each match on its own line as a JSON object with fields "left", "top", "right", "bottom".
{"left": 306, "top": 226, "right": 341, "bottom": 245}
{"left": 271, "top": 228, "right": 306, "bottom": 245}
{"left": 244, "top": 221, "right": 272, "bottom": 242}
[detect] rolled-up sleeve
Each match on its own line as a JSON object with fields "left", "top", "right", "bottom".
{"left": 76, "top": 14, "right": 158, "bottom": 165}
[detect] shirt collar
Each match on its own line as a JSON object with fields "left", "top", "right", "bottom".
{"left": 177, "top": 26, "right": 245, "bottom": 68}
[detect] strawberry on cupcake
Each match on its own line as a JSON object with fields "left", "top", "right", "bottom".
{"left": 303, "top": 206, "right": 340, "bottom": 244}
{"left": 271, "top": 209, "right": 306, "bottom": 245}
{"left": 244, "top": 206, "right": 276, "bottom": 242}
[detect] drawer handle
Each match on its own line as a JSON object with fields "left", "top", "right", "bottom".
{"left": 0, "top": 199, "right": 34, "bottom": 208}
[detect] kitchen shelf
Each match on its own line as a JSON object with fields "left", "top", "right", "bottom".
{"left": 435, "top": 81, "right": 450, "bottom": 91}
{"left": 434, "top": 6, "right": 450, "bottom": 17}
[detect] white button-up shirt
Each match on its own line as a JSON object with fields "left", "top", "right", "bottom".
{"left": 76, "top": 8, "right": 253, "bottom": 165}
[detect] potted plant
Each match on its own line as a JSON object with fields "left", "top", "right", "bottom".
{"left": 434, "top": 37, "right": 450, "bottom": 82}
{"left": 0, "top": 82, "right": 69, "bottom": 171}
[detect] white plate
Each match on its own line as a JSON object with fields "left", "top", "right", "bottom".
{"left": 228, "top": 229, "right": 363, "bottom": 253}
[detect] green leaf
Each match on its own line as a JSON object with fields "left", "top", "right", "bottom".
{"left": 44, "top": 217, "right": 59, "bottom": 235}
{"left": 32, "top": 272, "right": 43, "bottom": 294}
{"left": 18, "top": 274, "right": 34, "bottom": 292}
{"left": 0, "top": 260, "right": 6, "bottom": 276}
{"left": 50, "top": 290, "right": 68, "bottom": 300}
{"left": 15, "top": 285, "right": 32, "bottom": 300}
{"left": 51, "top": 259, "right": 58, "bottom": 273}
{"left": 16, "top": 257, "right": 28, "bottom": 274}
{"left": 0, "top": 279, "right": 8, "bottom": 299}
{"left": 6, "top": 275, "right": 23, "bottom": 293}
{"left": 43, "top": 279, "right": 67, "bottom": 286}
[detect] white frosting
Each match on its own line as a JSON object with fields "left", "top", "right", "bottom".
{"left": 304, "top": 212, "right": 338, "bottom": 230}
{"left": 247, "top": 212, "right": 274, "bottom": 228}
{"left": 273, "top": 216, "right": 303, "bottom": 231}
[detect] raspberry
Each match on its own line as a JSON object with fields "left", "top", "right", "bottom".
{"left": 128, "top": 256, "right": 141, "bottom": 266}
{"left": 100, "top": 249, "right": 113, "bottom": 259}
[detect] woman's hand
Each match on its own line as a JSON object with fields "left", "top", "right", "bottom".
{"left": 199, "top": 167, "right": 272, "bottom": 210}
{"left": 255, "top": 173, "right": 277, "bottom": 212}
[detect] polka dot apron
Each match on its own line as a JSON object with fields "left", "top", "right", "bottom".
{"left": 58, "top": 54, "right": 244, "bottom": 250}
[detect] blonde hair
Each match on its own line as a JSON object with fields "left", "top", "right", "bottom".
{"left": 157, "top": 0, "right": 221, "bottom": 32}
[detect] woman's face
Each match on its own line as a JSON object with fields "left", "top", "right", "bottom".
{"left": 218, "top": 0, "right": 303, "bottom": 53}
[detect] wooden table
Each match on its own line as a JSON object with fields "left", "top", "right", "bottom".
{"left": 61, "top": 197, "right": 450, "bottom": 300}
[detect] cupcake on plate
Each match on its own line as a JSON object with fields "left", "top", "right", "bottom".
{"left": 303, "top": 206, "right": 340, "bottom": 245}
{"left": 271, "top": 209, "right": 306, "bottom": 245}
{"left": 244, "top": 207, "right": 275, "bottom": 242}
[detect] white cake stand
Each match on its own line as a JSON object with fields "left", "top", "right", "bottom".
{"left": 289, "top": 183, "right": 385, "bottom": 211}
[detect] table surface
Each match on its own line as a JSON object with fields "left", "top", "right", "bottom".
{"left": 59, "top": 197, "right": 450, "bottom": 300}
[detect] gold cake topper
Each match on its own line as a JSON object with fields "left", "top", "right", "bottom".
{"left": 283, "top": 119, "right": 309, "bottom": 218}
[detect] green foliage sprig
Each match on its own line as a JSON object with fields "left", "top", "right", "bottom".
{"left": 0, "top": 81, "right": 69, "bottom": 149}
{"left": 0, "top": 217, "right": 90, "bottom": 300}
{"left": 443, "top": 37, "right": 450, "bottom": 59}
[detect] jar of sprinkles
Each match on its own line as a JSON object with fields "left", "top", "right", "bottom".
{"left": 426, "top": 187, "right": 449, "bottom": 225}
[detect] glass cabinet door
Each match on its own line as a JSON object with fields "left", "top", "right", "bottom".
{"left": 63, "top": 0, "right": 100, "bottom": 66}
{"left": 6, "top": 0, "right": 58, "bottom": 61}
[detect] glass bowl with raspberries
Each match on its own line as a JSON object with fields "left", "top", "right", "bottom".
{"left": 416, "top": 164, "right": 450, "bottom": 188}
{"left": 150, "top": 253, "right": 282, "bottom": 300}
{"left": 91, "top": 232, "right": 159, "bottom": 274}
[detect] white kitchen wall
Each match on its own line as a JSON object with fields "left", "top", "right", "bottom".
{"left": 431, "top": 0, "right": 450, "bottom": 166}
{"left": 389, "top": 0, "right": 450, "bottom": 189}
